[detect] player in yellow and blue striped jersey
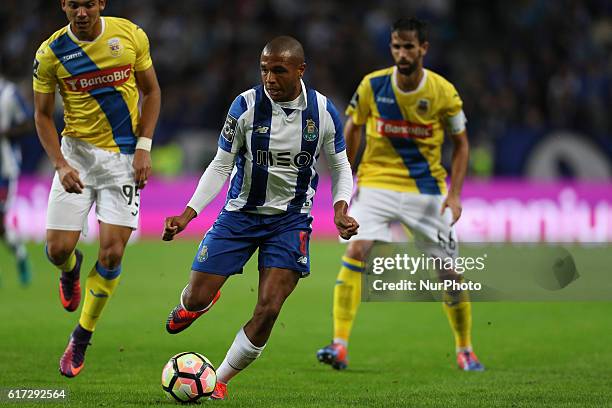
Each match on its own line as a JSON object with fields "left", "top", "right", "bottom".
{"left": 317, "top": 18, "right": 484, "bottom": 372}
{"left": 33, "top": 0, "right": 161, "bottom": 378}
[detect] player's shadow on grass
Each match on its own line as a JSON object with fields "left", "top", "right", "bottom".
{"left": 305, "top": 366, "right": 371, "bottom": 374}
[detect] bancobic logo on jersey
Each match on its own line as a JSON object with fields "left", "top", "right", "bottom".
{"left": 376, "top": 118, "right": 433, "bottom": 139}
{"left": 63, "top": 65, "right": 131, "bottom": 92}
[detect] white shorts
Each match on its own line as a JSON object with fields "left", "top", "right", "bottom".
{"left": 345, "top": 187, "right": 458, "bottom": 257}
{"left": 46, "top": 137, "right": 140, "bottom": 231}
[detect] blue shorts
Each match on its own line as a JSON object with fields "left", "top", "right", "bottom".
{"left": 191, "top": 210, "right": 313, "bottom": 277}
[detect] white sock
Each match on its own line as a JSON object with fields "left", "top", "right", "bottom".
{"left": 333, "top": 338, "right": 348, "bottom": 347}
{"left": 216, "top": 327, "right": 265, "bottom": 384}
{"left": 457, "top": 346, "right": 473, "bottom": 354}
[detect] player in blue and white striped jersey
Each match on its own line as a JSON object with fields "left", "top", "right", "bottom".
{"left": 0, "top": 75, "right": 32, "bottom": 286}
{"left": 162, "top": 36, "right": 358, "bottom": 399}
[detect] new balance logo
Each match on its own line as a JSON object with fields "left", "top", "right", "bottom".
{"left": 254, "top": 126, "right": 269, "bottom": 134}
{"left": 297, "top": 256, "right": 308, "bottom": 265}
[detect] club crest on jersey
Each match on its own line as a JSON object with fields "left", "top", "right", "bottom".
{"left": 303, "top": 119, "right": 318, "bottom": 141}
{"left": 417, "top": 98, "right": 430, "bottom": 114}
{"left": 197, "top": 245, "right": 208, "bottom": 262}
{"left": 107, "top": 37, "right": 124, "bottom": 57}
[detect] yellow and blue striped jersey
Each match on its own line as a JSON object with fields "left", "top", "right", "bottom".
{"left": 33, "top": 17, "right": 152, "bottom": 153}
{"left": 346, "top": 67, "right": 465, "bottom": 195}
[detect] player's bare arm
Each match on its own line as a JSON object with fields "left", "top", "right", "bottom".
{"left": 133, "top": 66, "right": 161, "bottom": 190}
{"left": 333, "top": 200, "right": 359, "bottom": 240}
{"left": 343, "top": 117, "right": 364, "bottom": 171}
{"left": 441, "top": 130, "right": 469, "bottom": 225}
{"left": 34, "top": 90, "right": 84, "bottom": 194}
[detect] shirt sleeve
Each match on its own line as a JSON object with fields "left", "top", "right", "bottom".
{"left": 218, "top": 94, "right": 248, "bottom": 154}
{"left": 186, "top": 148, "right": 236, "bottom": 214}
{"left": 324, "top": 98, "right": 346, "bottom": 154}
{"left": 133, "top": 25, "right": 153, "bottom": 72}
{"left": 324, "top": 98, "right": 353, "bottom": 205}
{"left": 345, "top": 76, "right": 372, "bottom": 126}
{"left": 32, "top": 42, "right": 57, "bottom": 94}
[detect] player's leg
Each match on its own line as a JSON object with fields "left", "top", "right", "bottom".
{"left": 318, "top": 187, "right": 395, "bottom": 370}
{"left": 244, "top": 267, "right": 300, "bottom": 345}
{"left": 166, "top": 271, "right": 226, "bottom": 334}
{"left": 0, "top": 178, "right": 32, "bottom": 285}
{"left": 47, "top": 229, "right": 83, "bottom": 311}
{"left": 74, "top": 141, "right": 141, "bottom": 334}
{"left": 211, "top": 212, "right": 309, "bottom": 399}
{"left": 403, "top": 193, "right": 483, "bottom": 371}
{"left": 46, "top": 171, "right": 94, "bottom": 312}
{"left": 78, "top": 222, "right": 131, "bottom": 333}
{"left": 59, "top": 222, "right": 132, "bottom": 378}
{"left": 213, "top": 266, "right": 300, "bottom": 399}
{"left": 317, "top": 239, "right": 372, "bottom": 369}
{"left": 166, "top": 210, "right": 257, "bottom": 334}
{"left": 59, "top": 143, "right": 142, "bottom": 378}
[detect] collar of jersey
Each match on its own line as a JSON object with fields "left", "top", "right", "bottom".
{"left": 263, "top": 79, "right": 308, "bottom": 112}
{"left": 392, "top": 66, "right": 428, "bottom": 95}
{"left": 66, "top": 17, "right": 107, "bottom": 44}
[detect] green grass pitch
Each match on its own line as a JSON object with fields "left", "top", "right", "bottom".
{"left": 0, "top": 240, "right": 611, "bottom": 407}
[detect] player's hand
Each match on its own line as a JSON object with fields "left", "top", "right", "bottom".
{"left": 57, "top": 163, "right": 84, "bottom": 194}
{"left": 334, "top": 201, "right": 359, "bottom": 240}
{"left": 162, "top": 216, "right": 187, "bottom": 241}
{"left": 440, "top": 193, "right": 462, "bottom": 226}
{"left": 162, "top": 207, "right": 197, "bottom": 241}
{"left": 133, "top": 149, "right": 152, "bottom": 190}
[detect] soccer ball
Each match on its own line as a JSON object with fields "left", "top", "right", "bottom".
{"left": 161, "top": 352, "right": 217, "bottom": 402}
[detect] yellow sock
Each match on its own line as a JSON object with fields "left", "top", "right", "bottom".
{"left": 332, "top": 256, "right": 364, "bottom": 343}
{"left": 79, "top": 262, "right": 121, "bottom": 332}
{"left": 46, "top": 246, "right": 77, "bottom": 272}
{"left": 443, "top": 291, "right": 473, "bottom": 350}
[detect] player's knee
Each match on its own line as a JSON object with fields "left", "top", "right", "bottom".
{"left": 45, "top": 241, "right": 73, "bottom": 265}
{"left": 346, "top": 242, "right": 369, "bottom": 262}
{"left": 98, "top": 243, "right": 125, "bottom": 270}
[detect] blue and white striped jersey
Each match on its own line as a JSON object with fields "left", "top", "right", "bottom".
{"left": 0, "top": 77, "right": 29, "bottom": 179}
{"left": 213, "top": 82, "right": 347, "bottom": 215}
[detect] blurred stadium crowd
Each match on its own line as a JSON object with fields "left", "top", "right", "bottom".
{"left": 1, "top": 0, "right": 611, "bottom": 178}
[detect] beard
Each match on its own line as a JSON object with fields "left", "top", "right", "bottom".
{"left": 397, "top": 61, "right": 417, "bottom": 76}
